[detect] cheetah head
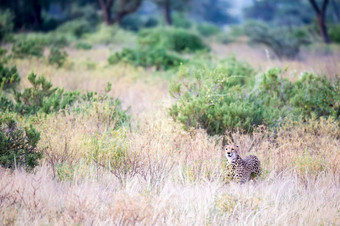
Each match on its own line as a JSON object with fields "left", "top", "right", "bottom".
{"left": 225, "top": 144, "right": 239, "bottom": 162}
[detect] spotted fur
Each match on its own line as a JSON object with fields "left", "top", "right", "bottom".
{"left": 224, "top": 144, "right": 261, "bottom": 183}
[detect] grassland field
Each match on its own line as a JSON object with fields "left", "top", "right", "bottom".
{"left": 1, "top": 30, "right": 340, "bottom": 225}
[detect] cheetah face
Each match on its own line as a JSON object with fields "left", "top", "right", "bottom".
{"left": 225, "top": 144, "right": 239, "bottom": 162}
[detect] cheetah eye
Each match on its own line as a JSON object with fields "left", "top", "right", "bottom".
{"left": 231, "top": 148, "right": 234, "bottom": 151}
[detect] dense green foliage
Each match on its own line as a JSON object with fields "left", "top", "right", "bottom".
{"left": 197, "top": 23, "right": 221, "bottom": 37}
{"left": 244, "top": 21, "right": 311, "bottom": 58}
{"left": 108, "top": 27, "right": 204, "bottom": 70}
{"left": 108, "top": 47, "right": 185, "bottom": 70}
{"left": 12, "top": 39, "right": 44, "bottom": 58}
{"left": 169, "top": 58, "right": 339, "bottom": 135}
{"left": 48, "top": 47, "right": 68, "bottom": 67}
{"left": 0, "top": 52, "right": 20, "bottom": 90}
{"left": 138, "top": 27, "right": 207, "bottom": 53}
{"left": 75, "top": 42, "right": 92, "bottom": 50}
{"left": 56, "top": 19, "right": 93, "bottom": 39}
{"left": 12, "top": 73, "right": 79, "bottom": 115}
{"left": 0, "top": 72, "right": 130, "bottom": 128}
{"left": 0, "top": 113, "right": 42, "bottom": 170}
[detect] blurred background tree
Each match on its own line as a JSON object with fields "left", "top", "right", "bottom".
{"left": 0, "top": 0, "right": 340, "bottom": 45}
{"left": 97, "top": 0, "right": 143, "bottom": 25}
{"left": 308, "top": 0, "right": 331, "bottom": 43}
{"left": 152, "top": 0, "right": 191, "bottom": 25}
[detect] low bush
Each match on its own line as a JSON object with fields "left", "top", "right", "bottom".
{"left": 46, "top": 33, "right": 70, "bottom": 47}
{"left": 57, "top": 19, "right": 93, "bottom": 39}
{"left": 12, "top": 73, "right": 79, "bottom": 115}
{"left": 169, "top": 58, "right": 339, "bottom": 135}
{"left": 243, "top": 21, "right": 311, "bottom": 59}
{"left": 75, "top": 42, "right": 92, "bottom": 50}
{"left": 197, "top": 23, "right": 221, "bottom": 37}
{"left": 289, "top": 73, "right": 340, "bottom": 119}
{"left": 108, "top": 46, "right": 185, "bottom": 70}
{"left": 84, "top": 24, "right": 137, "bottom": 45}
{"left": 14, "top": 32, "right": 70, "bottom": 48}
{"left": 12, "top": 39, "right": 44, "bottom": 58}
{"left": 107, "top": 27, "right": 205, "bottom": 70}
{"left": 0, "top": 113, "right": 42, "bottom": 170}
{"left": 48, "top": 47, "right": 68, "bottom": 67}
{"left": 138, "top": 27, "right": 207, "bottom": 53}
{"left": 1, "top": 72, "right": 130, "bottom": 123}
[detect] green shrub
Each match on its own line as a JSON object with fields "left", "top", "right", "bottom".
{"left": 12, "top": 73, "right": 79, "bottom": 115}
{"left": 84, "top": 24, "right": 137, "bottom": 45}
{"left": 14, "top": 32, "right": 70, "bottom": 48}
{"left": 244, "top": 21, "right": 311, "bottom": 59}
{"left": 57, "top": 19, "right": 93, "bottom": 39}
{"left": 0, "top": 55, "right": 20, "bottom": 91}
{"left": 108, "top": 46, "right": 185, "bottom": 70}
{"left": 0, "top": 72, "right": 130, "bottom": 124}
{"left": 46, "top": 33, "right": 70, "bottom": 47}
{"left": 289, "top": 73, "right": 340, "bottom": 119}
{"left": 138, "top": 27, "right": 207, "bottom": 53}
{"left": 0, "top": 93, "right": 14, "bottom": 112}
{"left": 12, "top": 39, "right": 44, "bottom": 58}
{"left": 0, "top": 113, "right": 42, "bottom": 170}
{"left": 48, "top": 47, "right": 68, "bottom": 67}
{"left": 0, "top": 9, "right": 14, "bottom": 43}
{"left": 108, "top": 27, "right": 206, "bottom": 70}
{"left": 169, "top": 57, "right": 258, "bottom": 135}
{"left": 75, "top": 42, "right": 92, "bottom": 50}
{"left": 197, "top": 23, "right": 221, "bottom": 37}
{"left": 170, "top": 58, "right": 339, "bottom": 135}
{"left": 329, "top": 24, "right": 340, "bottom": 44}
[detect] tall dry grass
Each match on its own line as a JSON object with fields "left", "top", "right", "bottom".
{"left": 1, "top": 46, "right": 339, "bottom": 225}
{"left": 1, "top": 107, "right": 339, "bottom": 225}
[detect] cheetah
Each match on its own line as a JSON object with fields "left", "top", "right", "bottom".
{"left": 224, "top": 144, "right": 261, "bottom": 183}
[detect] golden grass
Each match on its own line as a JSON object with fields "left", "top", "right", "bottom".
{"left": 1, "top": 45, "right": 340, "bottom": 225}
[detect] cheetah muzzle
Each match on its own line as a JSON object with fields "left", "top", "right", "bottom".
{"left": 224, "top": 144, "right": 261, "bottom": 183}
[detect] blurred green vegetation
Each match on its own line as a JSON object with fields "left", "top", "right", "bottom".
{"left": 108, "top": 27, "right": 208, "bottom": 70}
{"left": 197, "top": 23, "right": 221, "bottom": 37}
{"left": 243, "top": 21, "right": 312, "bottom": 59}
